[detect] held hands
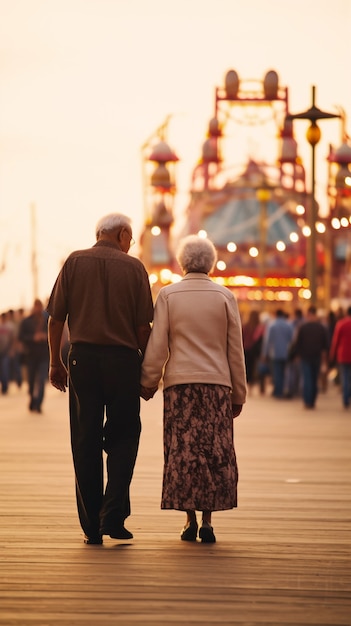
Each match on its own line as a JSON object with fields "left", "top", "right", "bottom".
{"left": 49, "top": 362, "right": 68, "bottom": 392}
{"left": 232, "top": 403, "right": 243, "bottom": 418}
{"left": 140, "top": 385, "right": 158, "bottom": 401}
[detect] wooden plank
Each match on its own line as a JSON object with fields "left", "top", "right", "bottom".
{"left": 0, "top": 382, "right": 350, "bottom": 625}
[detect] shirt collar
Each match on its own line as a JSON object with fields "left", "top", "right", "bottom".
{"left": 93, "top": 240, "right": 123, "bottom": 251}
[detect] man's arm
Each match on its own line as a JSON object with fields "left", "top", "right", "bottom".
{"left": 48, "top": 316, "right": 68, "bottom": 392}
{"left": 136, "top": 323, "right": 152, "bottom": 356}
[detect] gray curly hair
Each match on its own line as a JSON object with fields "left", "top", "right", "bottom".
{"left": 176, "top": 235, "right": 217, "bottom": 274}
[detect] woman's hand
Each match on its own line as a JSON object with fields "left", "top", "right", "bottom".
{"left": 232, "top": 403, "right": 243, "bottom": 418}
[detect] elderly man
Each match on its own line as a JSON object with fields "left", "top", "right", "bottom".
{"left": 47, "top": 213, "right": 153, "bottom": 545}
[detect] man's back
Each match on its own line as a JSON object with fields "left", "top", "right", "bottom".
{"left": 296, "top": 320, "right": 328, "bottom": 359}
{"left": 264, "top": 316, "right": 293, "bottom": 360}
{"left": 46, "top": 213, "right": 154, "bottom": 545}
{"left": 47, "top": 240, "right": 153, "bottom": 348}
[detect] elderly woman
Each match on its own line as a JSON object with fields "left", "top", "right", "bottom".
{"left": 141, "top": 235, "right": 247, "bottom": 543}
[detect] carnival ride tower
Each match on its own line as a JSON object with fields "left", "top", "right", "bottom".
{"left": 140, "top": 69, "right": 351, "bottom": 309}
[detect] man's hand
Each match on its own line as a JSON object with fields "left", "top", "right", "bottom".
{"left": 140, "top": 385, "right": 158, "bottom": 401}
{"left": 49, "top": 363, "right": 68, "bottom": 392}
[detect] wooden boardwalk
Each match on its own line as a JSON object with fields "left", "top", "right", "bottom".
{"left": 0, "top": 380, "right": 350, "bottom": 625}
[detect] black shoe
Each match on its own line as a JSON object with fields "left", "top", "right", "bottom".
{"left": 100, "top": 525, "right": 133, "bottom": 540}
{"left": 199, "top": 522, "right": 216, "bottom": 543}
{"left": 84, "top": 534, "right": 103, "bottom": 545}
{"left": 29, "top": 399, "right": 41, "bottom": 413}
{"left": 180, "top": 521, "right": 198, "bottom": 542}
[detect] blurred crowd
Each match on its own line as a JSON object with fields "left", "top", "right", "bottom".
{"left": 0, "top": 299, "right": 69, "bottom": 413}
{"left": 242, "top": 304, "right": 351, "bottom": 409}
{"left": 1, "top": 299, "right": 351, "bottom": 412}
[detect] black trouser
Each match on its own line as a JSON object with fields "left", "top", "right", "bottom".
{"left": 68, "top": 343, "right": 141, "bottom": 537}
{"left": 26, "top": 351, "right": 49, "bottom": 410}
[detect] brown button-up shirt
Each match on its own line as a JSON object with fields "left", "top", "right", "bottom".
{"left": 47, "top": 240, "right": 153, "bottom": 349}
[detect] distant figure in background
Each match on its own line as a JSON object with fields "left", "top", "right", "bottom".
{"left": 141, "top": 235, "right": 247, "bottom": 544}
{"left": 19, "top": 299, "right": 49, "bottom": 413}
{"left": 293, "top": 305, "right": 328, "bottom": 409}
{"left": 242, "top": 309, "right": 265, "bottom": 392}
{"left": 255, "top": 312, "right": 272, "bottom": 395}
{"left": 326, "top": 310, "right": 337, "bottom": 360}
{"left": 285, "top": 308, "right": 304, "bottom": 398}
{"left": 326, "top": 309, "right": 342, "bottom": 385}
{"left": 329, "top": 306, "right": 351, "bottom": 409}
{"left": 0, "top": 311, "right": 14, "bottom": 395}
{"left": 7, "top": 309, "right": 23, "bottom": 388}
{"left": 261, "top": 309, "right": 293, "bottom": 398}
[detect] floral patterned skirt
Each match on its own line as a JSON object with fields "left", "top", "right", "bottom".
{"left": 161, "top": 383, "right": 238, "bottom": 511}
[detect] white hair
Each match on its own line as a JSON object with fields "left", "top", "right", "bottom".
{"left": 176, "top": 235, "right": 217, "bottom": 274}
{"left": 95, "top": 213, "right": 131, "bottom": 238}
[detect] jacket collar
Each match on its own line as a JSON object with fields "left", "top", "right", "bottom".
{"left": 182, "top": 272, "right": 211, "bottom": 281}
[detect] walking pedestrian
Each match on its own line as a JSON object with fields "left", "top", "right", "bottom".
{"left": 242, "top": 309, "right": 265, "bottom": 393}
{"left": 285, "top": 308, "right": 304, "bottom": 398}
{"left": 47, "top": 213, "right": 153, "bottom": 545}
{"left": 7, "top": 309, "right": 24, "bottom": 388}
{"left": 329, "top": 306, "right": 351, "bottom": 408}
{"left": 19, "top": 300, "right": 49, "bottom": 412}
{"left": 140, "top": 235, "right": 247, "bottom": 543}
{"left": 293, "top": 305, "right": 329, "bottom": 409}
{"left": 0, "top": 311, "right": 14, "bottom": 395}
{"left": 261, "top": 309, "right": 293, "bottom": 398}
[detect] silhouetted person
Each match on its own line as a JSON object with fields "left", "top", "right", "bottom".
{"left": 19, "top": 299, "right": 49, "bottom": 412}
{"left": 7, "top": 309, "right": 23, "bottom": 388}
{"left": 285, "top": 308, "right": 304, "bottom": 398}
{"left": 330, "top": 305, "right": 351, "bottom": 408}
{"left": 261, "top": 309, "right": 293, "bottom": 398}
{"left": 293, "top": 305, "right": 328, "bottom": 409}
{"left": 0, "top": 311, "right": 14, "bottom": 395}
{"left": 242, "top": 310, "right": 265, "bottom": 391}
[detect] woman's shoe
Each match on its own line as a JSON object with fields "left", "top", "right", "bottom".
{"left": 199, "top": 521, "right": 216, "bottom": 543}
{"left": 180, "top": 521, "right": 198, "bottom": 541}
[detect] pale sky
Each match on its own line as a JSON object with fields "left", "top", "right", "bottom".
{"left": 1, "top": 0, "right": 351, "bottom": 310}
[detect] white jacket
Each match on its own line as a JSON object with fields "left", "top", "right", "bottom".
{"left": 141, "top": 273, "right": 247, "bottom": 405}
